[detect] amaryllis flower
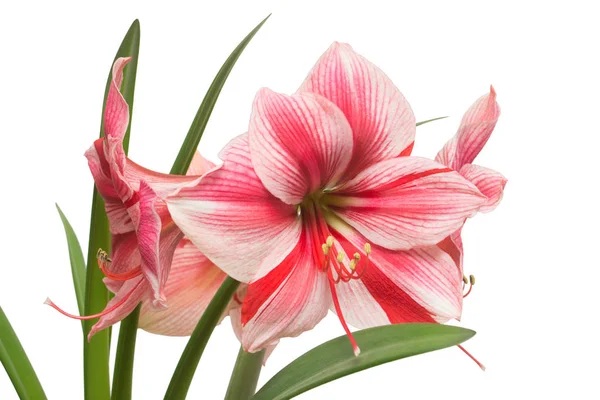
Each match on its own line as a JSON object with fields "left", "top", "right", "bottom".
{"left": 46, "top": 57, "right": 217, "bottom": 339}
{"left": 436, "top": 87, "right": 507, "bottom": 287}
{"left": 167, "top": 43, "right": 487, "bottom": 355}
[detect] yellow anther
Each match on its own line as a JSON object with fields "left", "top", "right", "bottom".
{"left": 353, "top": 252, "right": 361, "bottom": 261}
{"left": 336, "top": 252, "right": 345, "bottom": 263}
{"left": 364, "top": 243, "right": 372, "bottom": 255}
{"left": 326, "top": 236, "right": 334, "bottom": 248}
{"left": 463, "top": 275, "right": 469, "bottom": 285}
{"left": 97, "top": 248, "right": 111, "bottom": 263}
{"left": 349, "top": 259, "right": 357, "bottom": 270}
{"left": 469, "top": 275, "right": 476, "bottom": 285}
{"left": 321, "top": 243, "right": 330, "bottom": 256}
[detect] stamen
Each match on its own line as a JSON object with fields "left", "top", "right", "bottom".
{"left": 458, "top": 345, "right": 486, "bottom": 371}
{"left": 336, "top": 251, "right": 345, "bottom": 263}
{"left": 97, "top": 248, "right": 142, "bottom": 281}
{"left": 463, "top": 274, "right": 475, "bottom": 298}
{"left": 364, "top": 243, "right": 371, "bottom": 255}
{"left": 321, "top": 243, "right": 330, "bottom": 256}
{"left": 326, "top": 236, "right": 334, "bottom": 248}
{"left": 463, "top": 275, "right": 469, "bottom": 285}
{"left": 44, "top": 279, "right": 143, "bottom": 321}
{"left": 327, "top": 272, "right": 361, "bottom": 356}
{"left": 349, "top": 259, "right": 357, "bottom": 271}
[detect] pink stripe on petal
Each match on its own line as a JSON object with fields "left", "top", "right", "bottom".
{"left": 331, "top": 157, "right": 486, "bottom": 250}
{"left": 299, "top": 42, "right": 416, "bottom": 178}
{"left": 330, "top": 221, "right": 462, "bottom": 325}
{"left": 249, "top": 89, "right": 353, "bottom": 204}
{"left": 436, "top": 86, "right": 500, "bottom": 170}
{"left": 460, "top": 164, "right": 507, "bottom": 213}
{"left": 167, "top": 134, "right": 301, "bottom": 283}
{"left": 104, "top": 58, "right": 131, "bottom": 141}
{"left": 88, "top": 276, "right": 147, "bottom": 340}
{"left": 239, "top": 226, "right": 331, "bottom": 353}
{"left": 139, "top": 240, "right": 227, "bottom": 335}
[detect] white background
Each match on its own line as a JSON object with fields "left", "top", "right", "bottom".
{"left": 1, "top": 0, "right": 598, "bottom": 399}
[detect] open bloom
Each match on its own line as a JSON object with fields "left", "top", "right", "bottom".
{"left": 167, "top": 43, "right": 487, "bottom": 355}
{"left": 46, "top": 57, "right": 220, "bottom": 339}
{"left": 436, "top": 87, "right": 507, "bottom": 287}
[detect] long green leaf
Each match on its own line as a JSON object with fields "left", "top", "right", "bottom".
{"left": 164, "top": 277, "right": 240, "bottom": 400}
{"left": 252, "top": 324, "right": 475, "bottom": 400}
{"left": 224, "top": 347, "right": 266, "bottom": 400}
{"left": 416, "top": 116, "right": 448, "bottom": 126}
{"left": 55, "top": 204, "right": 86, "bottom": 317}
{"left": 0, "top": 306, "right": 47, "bottom": 400}
{"left": 84, "top": 19, "right": 140, "bottom": 400}
{"left": 111, "top": 305, "right": 140, "bottom": 400}
{"left": 169, "top": 14, "right": 270, "bottom": 175}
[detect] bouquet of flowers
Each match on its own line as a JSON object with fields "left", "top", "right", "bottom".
{"left": 0, "top": 15, "right": 505, "bottom": 400}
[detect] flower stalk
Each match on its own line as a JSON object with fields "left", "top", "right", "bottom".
{"left": 224, "top": 347, "right": 266, "bottom": 400}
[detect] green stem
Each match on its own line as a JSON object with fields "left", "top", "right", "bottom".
{"left": 84, "top": 19, "right": 140, "bottom": 400}
{"left": 164, "top": 277, "right": 240, "bottom": 400}
{"left": 111, "top": 304, "right": 140, "bottom": 400}
{"left": 224, "top": 347, "right": 265, "bottom": 400}
{"left": 0, "top": 306, "right": 47, "bottom": 400}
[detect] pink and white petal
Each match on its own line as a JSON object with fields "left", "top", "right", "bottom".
{"left": 460, "top": 164, "right": 507, "bottom": 213}
{"left": 230, "top": 287, "right": 278, "bottom": 365}
{"left": 104, "top": 57, "right": 131, "bottom": 141}
{"left": 437, "top": 229, "right": 464, "bottom": 274}
{"left": 299, "top": 42, "right": 416, "bottom": 177}
{"left": 103, "top": 231, "right": 142, "bottom": 294}
{"left": 330, "top": 157, "right": 486, "bottom": 250}
{"left": 249, "top": 89, "right": 353, "bottom": 204}
{"left": 167, "top": 134, "right": 301, "bottom": 283}
{"left": 436, "top": 86, "right": 500, "bottom": 170}
{"left": 329, "top": 221, "right": 462, "bottom": 326}
{"left": 186, "top": 152, "right": 216, "bottom": 176}
{"left": 239, "top": 228, "right": 331, "bottom": 353}
{"left": 124, "top": 159, "right": 201, "bottom": 199}
{"left": 88, "top": 276, "right": 147, "bottom": 340}
{"left": 139, "top": 240, "right": 227, "bottom": 335}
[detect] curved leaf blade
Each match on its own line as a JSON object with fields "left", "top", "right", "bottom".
{"left": 416, "top": 116, "right": 448, "bottom": 126}
{"left": 253, "top": 324, "right": 475, "bottom": 400}
{"left": 169, "top": 14, "right": 270, "bottom": 175}
{"left": 84, "top": 19, "right": 140, "bottom": 400}
{"left": 55, "top": 204, "right": 86, "bottom": 317}
{"left": 0, "top": 306, "right": 47, "bottom": 400}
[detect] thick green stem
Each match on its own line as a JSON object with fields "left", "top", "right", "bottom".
{"left": 111, "top": 304, "right": 140, "bottom": 400}
{"left": 164, "top": 277, "right": 240, "bottom": 400}
{"left": 224, "top": 347, "right": 265, "bottom": 400}
{"left": 0, "top": 307, "right": 47, "bottom": 400}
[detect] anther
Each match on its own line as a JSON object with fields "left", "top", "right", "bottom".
{"left": 322, "top": 243, "right": 330, "bottom": 256}
{"left": 353, "top": 252, "right": 361, "bottom": 261}
{"left": 363, "top": 243, "right": 372, "bottom": 255}
{"left": 349, "top": 259, "right": 357, "bottom": 271}
{"left": 336, "top": 251, "right": 345, "bottom": 263}
{"left": 469, "top": 274, "right": 476, "bottom": 285}
{"left": 326, "top": 236, "right": 334, "bottom": 248}
{"left": 463, "top": 275, "right": 469, "bottom": 285}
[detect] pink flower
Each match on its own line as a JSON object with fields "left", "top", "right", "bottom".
{"left": 167, "top": 43, "right": 487, "bottom": 355}
{"left": 46, "top": 58, "right": 224, "bottom": 339}
{"left": 436, "top": 87, "right": 507, "bottom": 285}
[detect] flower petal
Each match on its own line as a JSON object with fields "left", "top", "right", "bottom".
{"left": 239, "top": 227, "right": 331, "bottom": 352}
{"left": 136, "top": 182, "right": 183, "bottom": 308}
{"left": 167, "top": 134, "right": 301, "bottom": 283}
{"left": 299, "top": 42, "right": 416, "bottom": 177}
{"left": 186, "top": 152, "right": 216, "bottom": 176}
{"left": 436, "top": 86, "right": 500, "bottom": 170}
{"left": 329, "top": 157, "right": 486, "bottom": 250}
{"left": 104, "top": 57, "right": 131, "bottom": 141}
{"left": 88, "top": 276, "right": 147, "bottom": 340}
{"left": 460, "top": 164, "right": 507, "bottom": 213}
{"left": 329, "top": 220, "right": 462, "bottom": 327}
{"left": 138, "top": 239, "right": 227, "bottom": 335}
{"left": 249, "top": 89, "right": 353, "bottom": 204}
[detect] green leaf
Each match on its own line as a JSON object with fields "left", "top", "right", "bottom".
{"left": 169, "top": 14, "right": 270, "bottom": 175}
{"left": 84, "top": 19, "right": 140, "bottom": 400}
{"left": 416, "top": 116, "right": 448, "bottom": 126}
{"left": 111, "top": 305, "right": 140, "bottom": 400}
{"left": 0, "top": 306, "right": 47, "bottom": 400}
{"left": 164, "top": 277, "right": 240, "bottom": 400}
{"left": 55, "top": 204, "right": 86, "bottom": 318}
{"left": 252, "top": 324, "right": 475, "bottom": 400}
{"left": 224, "top": 347, "right": 266, "bottom": 400}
